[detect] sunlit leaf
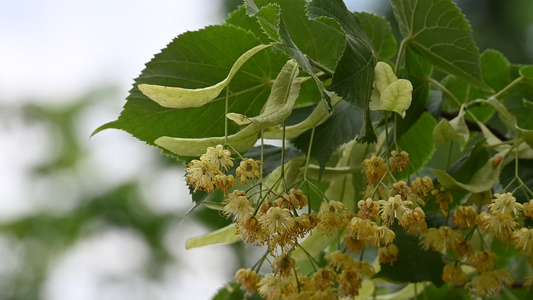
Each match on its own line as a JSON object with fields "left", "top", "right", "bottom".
{"left": 186, "top": 224, "right": 240, "bottom": 249}
{"left": 391, "top": 0, "right": 489, "bottom": 90}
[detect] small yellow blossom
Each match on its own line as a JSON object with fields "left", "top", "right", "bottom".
{"left": 260, "top": 206, "right": 294, "bottom": 235}
{"left": 347, "top": 217, "right": 375, "bottom": 242}
{"left": 273, "top": 254, "right": 295, "bottom": 277}
{"left": 326, "top": 251, "right": 353, "bottom": 270}
{"left": 236, "top": 214, "right": 267, "bottom": 245}
{"left": 357, "top": 198, "right": 379, "bottom": 219}
{"left": 512, "top": 227, "right": 533, "bottom": 257}
{"left": 389, "top": 150, "right": 410, "bottom": 172}
{"left": 524, "top": 273, "right": 533, "bottom": 290}
{"left": 235, "top": 268, "right": 260, "bottom": 292}
{"left": 412, "top": 176, "right": 434, "bottom": 197}
{"left": 419, "top": 226, "right": 461, "bottom": 252}
{"left": 453, "top": 238, "right": 473, "bottom": 262}
{"left": 311, "top": 267, "right": 337, "bottom": 292}
{"left": 379, "top": 244, "right": 399, "bottom": 265}
{"left": 258, "top": 273, "right": 296, "bottom": 300}
{"left": 362, "top": 156, "right": 387, "bottom": 184}
{"left": 223, "top": 190, "right": 253, "bottom": 221}
{"left": 201, "top": 144, "right": 234, "bottom": 172}
{"left": 390, "top": 181, "right": 412, "bottom": 200}
{"left": 489, "top": 193, "right": 522, "bottom": 216}
{"left": 378, "top": 195, "right": 412, "bottom": 226}
{"left": 523, "top": 200, "right": 533, "bottom": 219}
{"left": 236, "top": 158, "right": 262, "bottom": 184}
{"left": 213, "top": 174, "right": 236, "bottom": 193}
{"left": 185, "top": 159, "right": 218, "bottom": 193}
{"left": 343, "top": 235, "right": 365, "bottom": 254}
{"left": 317, "top": 200, "right": 348, "bottom": 235}
{"left": 474, "top": 250, "right": 497, "bottom": 272}
{"left": 369, "top": 225, "right": 396, "bottom": 247}
{"left": 431, "top": 187, "right": 453, "bottom": 214}
{"left": 483, "top": 211, "right": 518, "bottom": 240}
{"left": 466, "top": 269, "right": 513, "bottom": 298}
{"left": 453, "top": 205, "right": 477, "bottom": 229}
{"left": 338, "top": 268, "right": 362, "bottom": 298}
{"left": 442, "top": 263, "right": 468, "bottom": 285}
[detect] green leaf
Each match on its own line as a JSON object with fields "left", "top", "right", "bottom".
{"left": 94, "top": 25, "right": 287, "bottom": 148}
{"left": 397, "top": 112, "right": 437, "bottom": 176}
{"left": 520, "top": 65, "right": 533, "bottom": 80}
{"left": 355, "top": 12, "right": 397, "bottom": 61}
{"left": 370, "top": 79, "right": 413, "bottom": 118}
{"left": 213, "top": 282, "right": 263, "bottom": 300}
{"left": 433, "top": 107, "right": 469, "bottom": 148}
{"left": 244, "top": 0, "right": 347, "bottom": 110}
{"left": 154, "top": 59, "right": 300, "bottom": 157}
{"left": 391, "top": 0, "right": 488, "bottom": 90}
{"left": 292, "top": 101, "right": 363, "bottom": 177}
{"left": 137, "top": 44, "right": 271, "bottom": 109}
{"left": 396, "top": 46, "right": 433, "bottom": 138}
{"left": 307, "top": 0, "right": 377, "bottom": 143}
{"left": 435, "top": 149, "right": 509, "bottom": 193}
{"left": 377, "top": 226, "right": 445, "bottom": 286}
{"left": 185, "top": 223, "right": 240, "bottom": 249}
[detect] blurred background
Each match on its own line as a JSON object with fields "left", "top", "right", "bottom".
{"left": 1, "top": 0, "right": 532, "bottom": 299}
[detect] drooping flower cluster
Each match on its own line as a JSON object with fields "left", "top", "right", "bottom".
{"left": 185, "top": 144, "right": 236, "bottom": 193}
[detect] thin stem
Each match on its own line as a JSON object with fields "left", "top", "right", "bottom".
{"left": 303, "top": 126, "right": 316, "bottom": 181}
{"left": 260, "top": 128, "right": 264, "bottom": 200}
{"left": 413, "top": 283, "right": 418, "bottom": 300}
{"left": 252, "top": 250, "right": 270, "bottom": 273}
{"left": 395, "top": 38, "right": 409, "bottom": 75}
{"left": 281, "top": 121, "right": 287, "bottom": 191}
{"left": 308, "top": 56, "right": 334, "bottom": 77}
{"left": 296, "top": 242, "right": 320, "bottom": 271}
{"left": 491, "top": 76, "right": 523, "bottom": 100}
{"left": 393, "top": 113, "right": 400, "bottom": 152}
{"left": 224, "top": 87, "right": 229, "bottom": 146}
{"left": 446, "top": 141, "right": 454, "bottom": 172}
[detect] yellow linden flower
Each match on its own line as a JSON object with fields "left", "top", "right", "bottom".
{"left": 390, "top": 181, "right": 412, "bottom": 200}
{"left": 453, "top": 205, "right": 477, "bottom": 229}
{"left": 201, "top": 144, "right": 234, "bottom": 172}
{"left": 412, "top": 176, "right": 434, "bottom": 197}
{"left": 442, "top": 263, "right": 468, "bottom": 285}
{"left": 389, "top": 150, "right": 410, "bottom": 172}
{"left": 343, "top": 235, "right": 365, "bottom": 254}
{"left": 474, "top": 250, "right": 497, "bottom": 272}
{"left": 379, "top": 244, "right": 399, "bottom": 265}
{"left": 378, "top": 195, "right": 412, "bottom": 226}
{"left": 185, "top": 159, "right": 218, "bottom": 193}
{"left": 419, "top": 226, "right": 461, "bottom": 252}
{"left": 273, "top": 254, "right": 295, "bottom": 277}
{"left": 260, "top": 206, "right": 294, "bottom": 235}
{"left": 213, "top": 173, "right": 236, "bottom": 193}
{"left": 317, "top": 200, "right": 348, "bottom": 235}
{"left": 357, "top": 198, "right": 379, "bottom": 219}
{"left": 466, "top": 269, "right": 513, "bottom": 298}
{"left": 524, "top": 273, "right": 533, "bottom": 290}
{"left": 235, "top": 268, "right": 260, "bottom": 292}
{"left": 258, "top": 273, "right": 296, "bottom": 300}
{"left": 235, "top": 214, "right": 267, "bottom": 245}
{"left": 362, "top": 156, "right": 387, "bottom": 184}
{"left": 326, "top": 251, "right": 353, "bottom": 270}
{"left": 489, "top": 193, "right": 522, "bottom": 216}
{"left": 483, "top": 211, "right": 518, "bottom": 240}
{"left": 432, "top": 187, "right": 453, "bottom": 215}
{"left": 311, "top": 267, "right": 337, "bottom": 292}
{"left": 223, "top": 190, "right": 253, "bottom": 221}
{"left": 369, "top": 225, "right": 396, "bottom": 247}
{"left": 512, "top": 227, "right": 533, "bottom": 257}
{"left": 453, "top": 238, "right": 473, "bottom": 262}
{"left": 347, "top": 217, "right": 375, "bottom": 242}
{"left": 337, "top": 267, "right": 362, "bottom": 298}
{"left": 236, "top": 158, "right": 262, "bottom": 184}
{"left": 523, "top": 199, "right": 533, "bottom": 219}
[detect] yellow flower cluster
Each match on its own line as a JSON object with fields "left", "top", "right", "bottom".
{"left": 185, "top": 144, "right": 237, "bottom": 193}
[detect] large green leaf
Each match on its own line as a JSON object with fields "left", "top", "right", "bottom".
{"left": 355, "top": 12, "right": 397, "bottom": 61}
{"left": 391, "top": 0, "right": 488, "bottom": 90}
{"left": 377, "top": 226, "right": 445, "bottom": 286}
{"left": 292, "top": 101, "right": 363, "bottom": 177}
{"left": 396, "top": 46, "right": 433, "bottom": 138}
{"left": 307, "top": 0, "right": 377, "bottom": 143}
{"left": 94, "top": 25, "right": 286, "bottom": 148}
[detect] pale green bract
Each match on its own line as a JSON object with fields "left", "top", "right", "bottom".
{"left": 155, "top": 59, "right": 300, "bottom": 157}
{"left": 369, "top": 62, "right": 413, "bottom": 118}
{"left": 137, "top": 44, "right": 271, "bottom": 109}
{"left": 433, "top": 106, "right": 469, "bottom": 148}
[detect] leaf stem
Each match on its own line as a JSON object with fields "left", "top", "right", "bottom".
{"left": 395, "top": 38, "right": 409, "bottom": 75}
{"left": 308, "top": 56, "right": 334, "bottom": 77}
{"left": 224, "top": 86, "right": 229, "bottom": 146}
{"left": 303, "top": 127, "right": 316, "bottom": 181}
{"left": 490, "top": 76, "right": 523, "bottom": 100}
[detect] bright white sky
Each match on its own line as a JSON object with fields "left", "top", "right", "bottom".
{"left": 0, "top": 0, "right": 378, "bottom": 299}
